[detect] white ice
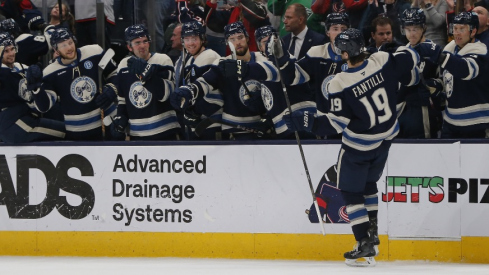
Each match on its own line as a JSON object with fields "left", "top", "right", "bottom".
{"left": 0, "top": 257, "right": 488, "bottom": 275}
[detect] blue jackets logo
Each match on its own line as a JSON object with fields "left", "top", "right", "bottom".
{"left": 71, "top": 76, "right": 97, "bottom": 103}
{"left": 129, "top": 82, "right": 152, "bottom": 108}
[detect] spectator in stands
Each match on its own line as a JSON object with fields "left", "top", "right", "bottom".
{"left": 205, "top": 0, "right": 269, "bottom": 53}
{"left": 367, "top": 17, "right": 401, "bottom": 52}
{"left": 168, "top": 23, "right": 183, "bottom": 64}
{"left": 311, "top": 0, "right": 368, "bottom": 30}
{"left": 282, "top": 4, "right": 326, "bottom": 59}
{"left": 0, "top": 0, "right": 47, "bottom": 33}
{"left": 49, "top": 1, "right": 75, "bottom": 34}
{"left": 0, "top": 32, "right": 65, "bottom": 143}
{"left": 74, "top": 0, "right": 114, "bottom": 48}
{"left": 267, "top": 0, "right": 325, "bottom": 37}
{"left": 364, "top": 0, "right": 411, "bottom": 44}
{"left": 412, "top": 0, "right": 449, "bottom": 48}
{"left": 474, "top": 0, "right": 489, "bottom": 46}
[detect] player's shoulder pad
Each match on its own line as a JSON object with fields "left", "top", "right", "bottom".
{"left": 254, "top": 52, "right": 269, "bottom": 62}
{"left": 148, "top": 52, "right": 173, "bottom": 66}
{"left": 79, "top": 44, "right": 104, "bottom": 62}
{"left": 443, "top": 40, "right": 457, "bottom": 54}
{"left": 194, "top": 49, "right": 221, "bottom": 66}
{"left": 14, "top": 63, "right": 27, "bottom": 70}
{"left": 458, "top": 41, "right": 488, "bottom": 56}
{"left": 368, "top": 51, "right": 390, "bottom": 66}
{"left": 117, "top": 56, "right": 130, "bottom": 72}
{"left": 307, "top": 43, "right": 329, "bottom": 59}
{"left": 43, "top": 59, "right": 65, "bottom": 77}
{"left": 327, "top": 73, "right": 346, "bottom": 95}
{"left": 213, "top": 56, "right": 230, "bottom": 65}
{"left": 15, "top": 33, "right": 33, "bottom": 43}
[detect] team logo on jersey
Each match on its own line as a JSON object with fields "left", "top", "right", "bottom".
{"left": 239, "top": 79, "right": 261, "bottom": 104}
{"left": 70, "top": 76, "right": 97, "bottom": 103}
{"left": 129, "top": 81, "right": 152, "bottom": 108}
{"left": 18, "top": 78, "right": 32, "bottom": 102}
{"left": 341, "top": 63, "right": 348, "bottom": 72}
{"left": 260, "top": 84, "right": 273, "bottom": 111}
{"left": 443, "top": 70, "right": 453, "bottom": 98}
{"left": 191, "top": 68, "right": 195, "bottom": 77}
{"left": 84, "top": 60, "right": 93, "bottom": 70}
{"left": 321, "top": 74, "right": 336, "bottom": 100}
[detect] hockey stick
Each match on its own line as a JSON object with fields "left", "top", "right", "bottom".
{"left": 269, "top": 35, "right": 326, "bottom": 235}
{"left": 178, "top": 49, "right": 188, "bottom": 108}
{"left": 194, "top": 117, "right": 274, "bottom": 138}
{"left": 98, "top": 48, "right": 116, "bottom": 139}
{"left": 58, "top": 0, "right": 63, "bottom": 25}
{"left": 228, "top": 42, "right": 250, "bottom": 100}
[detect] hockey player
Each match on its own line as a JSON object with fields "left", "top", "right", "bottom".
{"left": 422, "top": 12, "right": 489, "bottom": 138}
{"left": 169, "top": 21, "right": 222, "bottom": 140}
{"left": 0, "top": 18, "right": 54, "bottom": 65}
{"left": 28, "top": 28, "right": 118, "bottom": 141}
{"left": 172, "top": 21, "right": 279, "bottom": 140}
{"left": 110, "top": 24, "right": 180, "bottom": 141}
{"left": 396, "top": 8, "right": 443, "bottom": 138}
{"left": 0, "top": 32, "right": 65, "bottom": 143}
{"left": 283, "top": 28, "right": 420, "bottom": 266}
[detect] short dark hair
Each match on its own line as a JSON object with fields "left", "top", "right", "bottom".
{"left": 289, "top": 3, "right": 308, "bottom": 19}
{"left": 371, "top": 16, "right": 393, "bottom": 33}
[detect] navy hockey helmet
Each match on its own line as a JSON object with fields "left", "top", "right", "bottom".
{"left": 50, "top": 27, "right": 77, "bottom": 50}
{"left": 401, "top": 8, "right": 426, "bottom": 28}
{"left": 181, "top": 21, "right": 206, "bottom": 40}
{"left": 0, "top": 32, "right": 17, "bottom": 50}
{"left": 224, "top": 21, "right": 248, "bottom": 40}
{"left": 0, "top": 19, "right": 21, "bottom": 38}
{"left": 453, "top": 11, "right": 479, "bottom": 31}
{"left": 334, "top": 28, "right": 366, "bottom": 57}
{"left": 254, "top": 25, "right": 275, "bottom": 50}
{"left": 325, "top": 13, "right": 350, "bottom": 31}
{"left": 124, "top": 24, "right": 151, "bottom": 44}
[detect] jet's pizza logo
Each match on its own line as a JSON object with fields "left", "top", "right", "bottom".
{"left": 383, "top": 176, "right": 489, "bottom": 203}
{"left": 0, "top": 154, "right": 95, "bottom": 219}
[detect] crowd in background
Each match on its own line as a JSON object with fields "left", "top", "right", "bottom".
{"left": 0, "top": 0, "right": 488, "bottom": 143}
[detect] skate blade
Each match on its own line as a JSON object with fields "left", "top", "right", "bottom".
{"left": 345, "top": 257, "right": 376, "bottom": 267}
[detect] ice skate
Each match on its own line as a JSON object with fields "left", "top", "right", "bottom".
{"left": 344, "top": 237, "right": 377, "bottom": 267}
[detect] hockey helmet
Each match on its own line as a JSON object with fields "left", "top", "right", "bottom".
{"left": 325, "top": 13, "right": 350, "bottom": 31}
{"left": 50, "top": 27, "right": 77, "bottom": 50}
{"left": 453, "top": 11, "right": 479, "bottom": 31}
{"left": 181, "top": 21, "right": 206, "bottom": 40}
{"left": 401, "top": 8, "right": 426, "bottom": 28}
{"left": 334, "top": 28, "right": 366, "bottom": 57}
{"left": 124, "top": 24, "right": 151, "bottom": 44}
{"left": 254, "top": 25, "right": 275, "bottom": 50}
{"left": 0, "top": 19, "right": 21, "bottom": 38}
{"left": 224, "top": 21, "right": 248, "bottom": 40}
{"left": 0, "top": 31, "right": 17, "bottom": 52}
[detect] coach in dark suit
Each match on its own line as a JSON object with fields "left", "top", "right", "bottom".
{"left": 282, "top": 3, "right": 326, "bottom": 60}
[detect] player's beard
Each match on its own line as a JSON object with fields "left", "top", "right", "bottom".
{"left": 236, "top": 44, "right": 249, "bottom": 56}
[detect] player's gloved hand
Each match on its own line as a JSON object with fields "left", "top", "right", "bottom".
{"left": 128, "top": 57, "right": 155, "bottom": 82}
{"left": 26, "top": 64, "right": 43, "bottom": 92}
{"left": 413, "top": 42, "right": 442, "bottom": 65}
{"left": 265, "top": 34, "right": 288, "bottom": 66}
{"left": 425, "top": 78, "right": 444, "bottom": 96}
{"left": 23, "top": 9, "right": 46, "bottom": 31}
{"left": 379, "top": 42, "right": 399, "bottom": 53}
{"left": 96, "top": 83, "right": 118, "bottom": 109}
{"left": 218, "top": 59, "right": 249, "bottom": 78}
{"left": 283, "top": 110, "right": 315, "bottom": 132}
{"left": 183, "top": 110, "right": 201, "bottom": 127}
{"left": 170, "top": 85, "right": 197, "bottom": 110}
{"left": 110, "top": 115, "right": 128, "bottom": 140}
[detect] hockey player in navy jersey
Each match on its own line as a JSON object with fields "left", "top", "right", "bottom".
{"left": 422, "top": 12, "right": 489, "bottom": 138}
{"left": 0, "top": 32, "right": 65, "bottom": 143}
{"left": 0, "top": 18, "right": 54, "bottom": 65}
{"left": 396, "top": 8, "right": 443, "bottom": 138}
{"left": 172, "top": 21, "right": 279, "bottom": 140}
{"left": 169, "top": 21, "right": 223, "bottom": 140}
{"left": 110, "top": 24, "right": 180, "bottom": 141}
{"left": 28, "top": 28, "right": 118, "bottom": 141}
{"left": 283, "top": 28, "right": 420, "bottom": 266}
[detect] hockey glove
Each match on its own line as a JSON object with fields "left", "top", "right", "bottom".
{"left": 170, "top": 85, "right": 197, "bottom": 110}
{"left": 128, "top": 57, "right": 156, "bottom": 82}
{"left": 110, "top": 115, "right": 128, "bottom": 140}
{"left": 96, "top": 83, "right": 118, "bottom": 109}
{"left": 283, "top": 110, "right": 315, "bottom": 133}
{"left": 23, "top": 9, "right": 46, "bottom": 31}
{"left": 183, "top": 110, "right": 202, "bottom": 127}
{"left": 379, "top": 42, "right": 399, "bottom": 54}
{"left": 218, "top": 59, "right": 249, "bottom": 79}
{"left": 413, "top": 42, "right": 442, "bottom": 65}
{"left": 265, "top": 34, "right": 288, "bottom": 66}
{"left": 26, "top": 64, "right": 43, "bottom": 92}
{"left": 425, "top": 78, "right": 444, "bottom": 97}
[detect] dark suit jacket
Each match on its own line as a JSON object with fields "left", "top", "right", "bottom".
{"left": 282, "top": 28, "right": 327, "bottom": 60}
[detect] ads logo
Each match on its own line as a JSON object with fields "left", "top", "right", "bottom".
{"left": 0, "top": 154, "right": 95, "bottom": 219}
